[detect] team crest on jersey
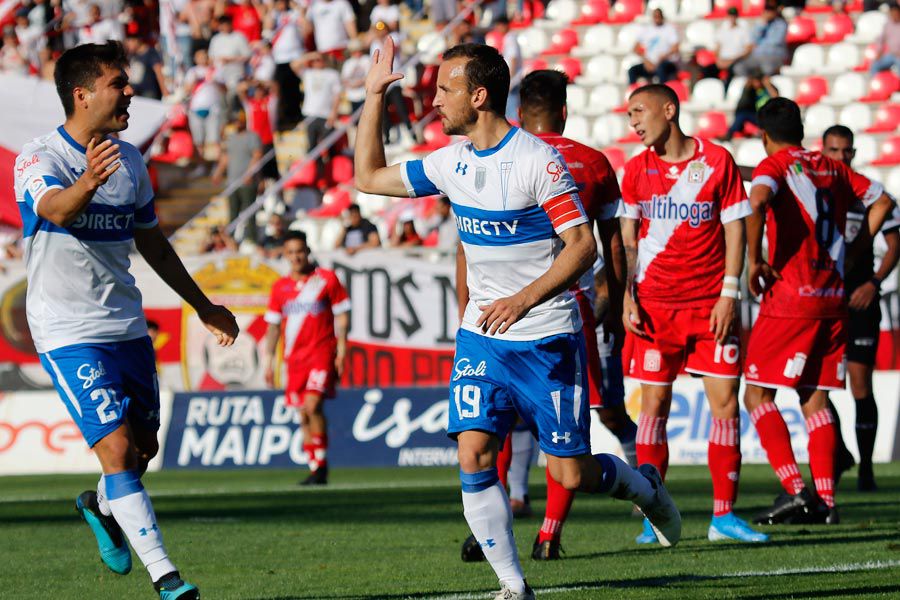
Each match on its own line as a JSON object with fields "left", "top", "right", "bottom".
{"left": 644, "top": 349, "right": 661, "bottom": 372}
{"left": 475, "top": 167, "right": 487, "bottom": 192}
{"left": 687, "top": 161, "right": 705, "bottom": 183}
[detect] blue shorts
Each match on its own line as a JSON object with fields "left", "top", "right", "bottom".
{"left": 39, "top": 337, "right": 160, "bottom": 448}
{"left": 599, "top": 354, "right": 626, "bottom": 408}
{"left": 448, "top": 329, "right": 590, "bottom": 457}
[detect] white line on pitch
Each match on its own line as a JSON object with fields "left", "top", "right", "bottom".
{"left": 420, "top": 559, "right": 900, "bottom": 600}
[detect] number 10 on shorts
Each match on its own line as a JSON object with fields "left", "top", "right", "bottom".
{"left": 453, "top": 384, "right": 481, "bottom": 419}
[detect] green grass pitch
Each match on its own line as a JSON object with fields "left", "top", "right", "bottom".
{"left": 1, "top": 464, "right": 899, "bottom": 599}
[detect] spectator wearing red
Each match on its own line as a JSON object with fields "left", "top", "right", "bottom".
{"left": 239, "top": 79, "right": 281, "bottom": 180}
{"left": 390, "top": 213, "right": 423, "bottom": 247}
{"left": 227, "top": 0, "right": 263, "bottom": 43}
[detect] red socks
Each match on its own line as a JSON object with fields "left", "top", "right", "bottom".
{"left": 751, "top": 402, "right": 804, "bottom": 495}
{"left": 496, "top": 433, "right": 513, "bottom": 489}
{"left": 708, "top": 417, "right": 741, "bottom": 516}
{"left": 807, "top": 408, "right": 836, "bottom": 508}
{"left": 305, "top": 433, "right": 328, "bottom": 472}
{"left": 637, "top": 413, "right": 669, "bottom": 479}
{"left": 538, "top": 467, "right": 575, "bottom": 543}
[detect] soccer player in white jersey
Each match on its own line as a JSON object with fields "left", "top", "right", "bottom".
{"left": 355, "top": 39, "right": 681, "bottom": 599}
{"left": 14, "top": 42, "right": 239, "bottom": 600}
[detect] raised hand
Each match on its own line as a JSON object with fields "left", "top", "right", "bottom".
{"left": 83, "top": 137, "right": 121, "bottom": 191}
{"left": 365, "top": 35, "right": 404, "bottom": 96}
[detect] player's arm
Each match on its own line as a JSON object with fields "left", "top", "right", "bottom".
{"left": 709, "top": 218, "right": 745, "bottom": 343}
{"left": 619, "top": 216, "right": 646, "bottom": 337}
{"left": 264, "top": 322, "right": 280, "bottom": 387}
{"left": 477, "top": 221, "right": 596, "bottom": 335}
{"left": 746, "top": 183, "right": 781, "bottom": 297}
{"left": 353, "top": 35, "right": 409, "bottom": 197}
{"left": 850, "top": 224, "right": 900, "bottom": 311}
{"left": 334, "top": 311, "right": 349, "bottom": 377}
{"left": 456, "top": 242, "right": 468, "bottom": 324}
{"left": 134, "top": 225, "right": 238, "bottom": 346}
{"left": 865, "top": 192, "right": 896, "bottom": 238}
{"left": 37, "top": 138, "right": 120, "bottom": 227}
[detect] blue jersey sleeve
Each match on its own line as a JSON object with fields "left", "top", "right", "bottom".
{"left": 401, "top": 159, "right": 441, "bottom": 198}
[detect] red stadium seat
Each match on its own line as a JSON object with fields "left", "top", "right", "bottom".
{"left": 665, "top": 80, "right": 690, "bottom": 102}
{"left": 846, "top": 0, "right": 863, "bottom": 12}
{"left": 743, "top": 0, "right": 765, "bottom": 17}
{"left": 607, "top": 0, "right": 642, "bottom": 24}
{"left": 283, "top": 159, "right": 318, "bottom": 189}
{"left": 326, "top": 155, "right": 354, "bottom": 185}
{"left": 543, "top": 28, "right": 579, "bottom": 55}
{"left": 802, "top": 2, "right": 834, "bottom": 13}
{"left": 152, "top": 130, "right": 194, "bottom": 164}
{"left": 866, "top": 104, "right": 900, "bottom": 133}
{"left": 601, "top": 146, "right": 626, "bottom": 173}
{"left": 572, "top": 0, "right": 609, "bottom": 26}
{"left": 855, "top": 43, "right": 879, "bottom": 72}
{"left": 707, "top": 0, "right": 741, "bottom": 19}
{"left": 309, "top": 186, "right": 353, "bottom": 217}
{"left": 816, "top": 13, "right": 853, "bottom": 44}
{"left": 695, "top": 49, "right": 717, "bottom": 68}
{"left": 410, "top": 120, "right": 451, "bottom": 153}
{"left": 485, "top": 30, "right": 504, "bottom": 51}
{"left": 613, "top": 82, "right": 641, "bottom": 113}
{"left": 555, "top": 57, "right": 583, "bottom": 81}
{"left": 695, "top": 111, "right": 729, "bottom": 139}
{"left": 523, "top": 57, "right": 549, "bottom": 73}
{"left": 871, "top": 136, "right": 900, "bottom": 166}
{"left": 860, "top": 71, "right": 900, "bottom": 102}
{"left": 786, "top": 16, "right": 817, "bottom": 46}
{"left": 795, "top": 76, "right": 829, "bottom": 106}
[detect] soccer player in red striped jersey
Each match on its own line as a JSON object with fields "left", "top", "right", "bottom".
{"left": 264, "top": 230, "right": 351, "bottom": 485}
{"left": 621, "top": 84, "right": 768, "bottom": 543}
{"left": 744, "top": 99, "right": 896, "bottom": 525}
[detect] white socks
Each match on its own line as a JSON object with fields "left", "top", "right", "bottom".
{"left": 508, "top": 429, "right": 534, "bottom": 502}
{"left": 460, "top": 468, "right": 526, "bottom": 594}
{"left": 105, "top": 470, "right": 177, "bottom": 582}
{"left": 97, "top": 475, "right": 112, "bottom": 516}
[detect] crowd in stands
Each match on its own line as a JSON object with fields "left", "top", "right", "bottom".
{"left": 1, "top": 0, "right": 899, "bottom": 259}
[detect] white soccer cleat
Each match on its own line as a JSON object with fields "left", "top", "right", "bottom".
{"left": 636, "top": 464, "right": 682, "bottom": 548}
{"left": 494, "top": 582, "right": 536, "bottom": 599}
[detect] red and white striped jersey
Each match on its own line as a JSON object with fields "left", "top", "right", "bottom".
{"left": 751, "top": 146, "right": 883, "bottom": 319}
{"left": 621, "top": 138, "right": 750, "bottom": 309}
{"left": 265, "top": 267, "right": 350, "bottom": 366}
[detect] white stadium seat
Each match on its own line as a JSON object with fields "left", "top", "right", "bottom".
{"left": 573, "top": 25, "right": 615, "bottom": 58}
{"left": 416, "top": 32, "right": 446, "bottom": 65}
{"left": 518, "top": 29, "right": 550, "bottom": 58}
{"left": 577, "top": 54, "right": 619, "bottom": 84}
{"left": 822, "top": 72, "right": 867, "bottom": 105}
{"left": 886, "top": 166, "right": 900, "bottom": 194}
{"left": 613, "top": 24, "right": 642, "bottom": 56}
{"left": 584, "top": 83, "right": 624, "bottom": 115}
{"left": 684, "top": 21, "right": 716, "bottom": 49}
{"left": 685, "top": 78, "right": 727, "bottom": 111}
{"left": 542, "top": 0, "right": 580, "bottom": 26}
{"left": 854, "top": 134, "right": 878, "bottom": 166}
{"left": 770, "top": 75, "right": 795, "bottom": 101}
{"left": 847, "top": 11, "right": 887, "bottom": 44}
{"left": 726, "top": 76, "right": 748, "bottom": 107}
{"left": 566, "top": 84, "right": 589, "bottom": 114}
{"left": 825, "top": 42, "right": 861, "bottom": 74}
{"left": 647, "top": 0, "right": 679, "bottom": 20}
{"left": 838, "top": 103, "right": 873, "bottom": 132}
{"left": 736, "top": 139, "right": 767, "bottom": 168}
{"left": 680, "top": 112, "right": 697, "bottom": 135}
{"left": 592, "top": 114, "right": 628, "bottom": 146}
{"left": 804, "top": 105, "right": 836, "bottom": 138}
{"left": 781, "top": 44, "right": 825, "bottom": 76}
{"left": 679, "top": 0, "right": 710, "bottom": 21}
{"left": 563, "top": 115, "right": 593, "bottom": 145}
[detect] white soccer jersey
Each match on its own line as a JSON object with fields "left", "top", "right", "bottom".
{"left": 401, "top": 127, "right": 588, "bottom": 341}
{"left": 14, "top": 126, "right": 157, "bottom": 353}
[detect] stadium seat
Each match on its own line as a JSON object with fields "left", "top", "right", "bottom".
{"left": 769, "top": 75, "right": 795, "bottom": 101}
{"left": 566, "top": 84, "right": 589, "bottom": 114}
{"left": 485, "top": 30, "right": 504, "bottom": 51}
{"left": 572, "top": 0, "right": 610, "bottom": 25}
{"left": 795, "top": 76, "right": 828, "bottom": 106}
{"left": 679, "top": 0, "right": 710, "bottom": 20}
{"left": 607, "top": 0, "right": 642, "bottom": 23}
{"left": 886, "top": 167, "right": 900, "bottom": 195}
{"left": 542, "top": 0, "right": 579, "bottom": 26}
{"left": 726, "top": 76, "right": 748, "bottom": 107}
{"left": 839, "top": 103, "right": 873, "bottom": 132}
{"left": 308, "top": 186, "right": 353, "bottom": 218}
{"left": 871, "top": 136, "right": 900, "bottom": 166}
{"left": 680, "top": 112, "right": 697, "bottom": 136}
{"left": 735, "top": 139, "right": 767, "bottom": 168}
{"left": 523, "top": 57, "right": 549, "bottom": 73}
{"left": 866, "top": 104, "right": 900, "bottom": 133}
{"left": 416, "top": 32, "right": 446, "bottom": 64}
{"left": 786, "top": 16, "right": 817, "bottom": 46}
{"left": 781, "top": 44, "right": 825, "bottom": 76}
{"left": 283, "top": 159, "right": 318, "bottom": 189}
{"left": 555, "top": 56, "right": 583, "bottom": 80}
{"left": 707, "top": 0, "right": 741, "bottom": 19}
{"left": 584, "top": 83, "right": 625, "bottom": 116}
{"left": 592, "top": 114, "right": 628, "bottom": 146}
{"left": 854, "top": 134, "right": 879, "bottom": 165}
{"left": 601, "top": 146, "right": 626, "bottom": 174}
{"left": 562, "top": 115, "right": 593, "bottom": 145}
{"left": 410, "top": 120, "right": 451, "bottom": 152}
{"left": 816, "top": 12, "right": 853, "bottom": 44}
{"left": 743, "top": 0, "right": 765, "bottom": 16}
{"left": 518, "top": 28, "right": 550, "bottom": 58}
{"left": 612, "top": 23, "right": 642, "bottom": 56}
{"left": 574, "top": 25, "right": 615, "bottom": 58}
{"left": 685, "top": 20, "right": 716, "bottom": 49}
{"left": 847, "top": 11, "right": 887, "bottom": 44}
{"left": 860, "top": 71, "right": 900, "bottom": 103}
{"left": 152, "top": 130, "right": 194, "bottom": 164}
{"left": 648, "top": 0, "right": 679, "bottom": 19}
{"left": 666, "top": 79, "right": 690, "bottom": 102}
{"left": 803, "top": 104, "right": 836, "bottom": 138}
{"left": 685, "top": 78, "right": 726, "bottom": 110}
{"left": 822, "top": 72, "right": 866, "bottom": 105}
{"left": 855, "top": 43, "right": 880, "bottom": 72}
{"left": 824, "top": 42, "right": 861, "bottom": 74}
{"left": 577, "top": 54, "right": 619, "bottom": 84}
{"left": 695, "top": 48, "right": 717, "bottom": 68}
{"left": 542, "top": 28, "right": 579, "bottom": 55}
{"left": 318, "top": 218, "right": 345, "bottom": 250}
{"left": 695, "top": 111, "right": 729, "bottom": 139}
{"left": 326, "top": 155, "right": 354, "bottom": 185}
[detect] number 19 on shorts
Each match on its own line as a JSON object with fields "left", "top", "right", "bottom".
{"left": 453, "top": 384, "right": 481, "bottom": 419}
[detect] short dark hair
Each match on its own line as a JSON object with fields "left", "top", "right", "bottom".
{"left": 520, "top": 70, "right": 568, "bottom": 116}
{"left": 54, "top": 42, "right": 128, "bottom": 117}
{"left": 284, "top": 230, "right": 308, "bottom": 245}
{"left": 146, "top": 319, "right": 160, "bottom": 331}
{"left": 442, "top": 43, "right": 510, "bottom": 116}
{"left": 630, "top": 83, "right": 680, "bottom": 118}
{"left": 348, "top": 203, "right": 361, "bottom": 214}
{"left": 822, "top": 124, "right": 854, "bottom": 147}
{"left": 757, "top": 97, "right": 804, "bottom": 145}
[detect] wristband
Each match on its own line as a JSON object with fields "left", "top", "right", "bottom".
{"left": 723, "top": 275, "right": 740, "bottom": 287}
{"left": 720, "top": 288, "right": 740, "bottom": 299}
{"left": 870, "top": 276, "right": 882, "bottom": 290}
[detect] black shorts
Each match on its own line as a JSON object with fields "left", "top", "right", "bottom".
{"left": 847, "top": 300, "right": 881, "bottom": 366}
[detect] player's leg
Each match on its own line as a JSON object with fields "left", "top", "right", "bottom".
{"left": 703, "top": 376, "right": 768, "bottom": 542}
{"left": 301, "top": 390, "right": 329, "bottom": 485}
{"left": 848, "top": 360, "right": 878, "bottom": 490}
{"left": 595, "top": 326, "right": 638, "bottom": 465}
{"left": 507, "top": 422, "right": 534, "bottom": 518}
{"left": 797, "top": 387, "right": 839, "bottom": 523}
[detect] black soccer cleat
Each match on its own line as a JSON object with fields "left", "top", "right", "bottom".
{"left": 825, "top": 506, "right": 840, "bottom": 525}
{"left": 753, "top": 488, "right": 828, "bottom": 525}
{"left": 857, "top": 464, "right": 877, "bottom": 492}
{"left": 531, "top": 535, "right": 562, "bottom": 561}
{"left": 300, "top": 466, "right": 328, "bottom": 486}
{"left": 461, "top": 533, "right": 485, "bottom": 562}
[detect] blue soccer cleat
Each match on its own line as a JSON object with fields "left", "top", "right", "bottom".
{"left": 635, "top": 517, "right": 658, "bottom": 544}
{"left": 154, "top": 571, "right": 200, "bottom": 600}
{"left": 75, "top": 490, "right": 132, "bottom": 575}
{"left": 708, "top": 512, "right": 770, "bottom": 543}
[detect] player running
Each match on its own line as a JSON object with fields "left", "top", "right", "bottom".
{"left": 745, "top": 99, "right": 896, "bottom": 525}
{"left": 621, "top": 84, "right": 768, "bottom": 544}
{"left": 460, "top": 69, "right": 639, "bottom": 563}
{"left": 821, "top": 125, "right": 899, "bottom": 492}
{"left": 264, "top": 230, "right": 350, "bottom": 485}
{"left": 356, "top": 40, "right": 681, "bottom": 600}
{"left": 14, "top": 42, "right": 239, "bottom": 599}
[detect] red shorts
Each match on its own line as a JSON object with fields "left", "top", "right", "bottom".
{"left": 285, "top": 360, "right": 337, "bottom": 407}
{"left": 575, "top": 291, "right": 604, "bottom": 408}
{"left": 744, "top": 315, "right": 846, "bottom": 391}
{"left": 624, "top": 304, "right": 741, "bottom": 385}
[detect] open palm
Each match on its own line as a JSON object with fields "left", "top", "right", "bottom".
{"left": 365, "top": 35, "right": 404, "bottom": 95}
